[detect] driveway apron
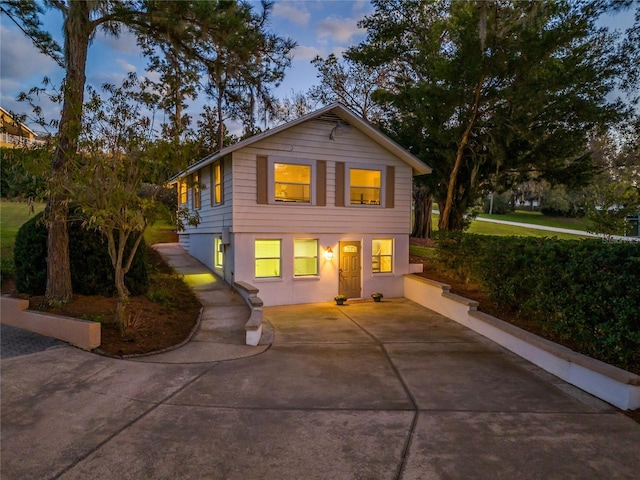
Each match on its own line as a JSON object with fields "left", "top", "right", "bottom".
{"left": 2, "top": 298, "right": 639, "bottom": 479}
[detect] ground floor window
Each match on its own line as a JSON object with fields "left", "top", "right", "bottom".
{"left": 372, "top": 238, "right": 393, "bottom": 273}
{"left": 214, "top": 237, "right": 224, "bottom": 268}
{"left": 255, "top": 239, "right": 281, "bottom": 278}
{"left": 294, "top": 239, "right": 318, "bottom": 276}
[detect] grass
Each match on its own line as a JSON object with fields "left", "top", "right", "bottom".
{"left": 477, "top": 210, "right": 589, "bottom": 231}
{"left": 1, "top": 200, "right": 45, "bottom": 280}
{"left": 466, "top": 218, "right": 590, "bottom": 240}
{"left": 1, "top": 199, "right": 176, "bottom": 285}
{"left": 426, "top": 213, "right": 591, "bottom": 240}
{"left": 144, "top": 220, "right": 178, "bottom": 245}
{"left": 1, "top": 200, "right": 45, "bottom": 257}
{"left": 409, "top": 245, "right": 436, "bottom": 258}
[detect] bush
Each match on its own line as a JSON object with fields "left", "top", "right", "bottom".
{"left": 433, "top": 232, "right": 640, "bottom": 372}
{"left": 14, "top": 210, "right": 148, "bottom": 296}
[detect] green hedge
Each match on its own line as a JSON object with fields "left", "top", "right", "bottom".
{"left": 14, "top": 211, "right": 148, "bottom": 297}
{"left": 433, "top": 232, "right": 640, "bottom": 372}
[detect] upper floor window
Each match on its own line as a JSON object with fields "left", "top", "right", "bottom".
{"left": 274, "top": 163, "right": 311, "bottom": 203}
{"left": 294, "top": 239, "right": 318, "bottom": 276}
{"left": 350, "top": 169, "right": 381, "bottom": 205}
{"left": 255, "top": 239, "right": 281, "bottom": 278}
{"left": 372, "top": 238, "right": 393, "bottom": 273}
{"left": 192, "top": 172, "right": 201, "bottom": 209}
{"left": 179, "top": 180, "right": 188, "bottom": 204}
{"left": 211, "top": 161, "right": 222, "bottom": 206}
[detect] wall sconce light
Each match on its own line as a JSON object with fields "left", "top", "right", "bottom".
{"left": 329, "top": 121, "right": 343, "bottom": 141}
{"left": 324, "top": 247, "right": 334, "bottom": 260}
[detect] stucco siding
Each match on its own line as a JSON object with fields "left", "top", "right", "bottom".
{"left": 234, "top": 232, "right": 409, "bottom": 306}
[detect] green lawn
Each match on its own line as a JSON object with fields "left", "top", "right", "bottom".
{"left": 425, "top": 213, "right": 590, "bottom": 240}
{"left": 144, "top": 220, "right": 178, "bottom": 245}
{"left": 1, "top": 199, "right": 176, "bottom": 276}
{"left": 477, "top": 210, "right": 589, "bottom": 231}
{"left": 467, "top": 218, "right": 589, "bottom": 240}
{"left": 1, "top": 200, "right": 45, "bottom": 258}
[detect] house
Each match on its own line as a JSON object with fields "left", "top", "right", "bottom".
{"left": 0, "top": 107, "right": 46, "bottom": 148}
{"left": 171, "top": 103, "right": 431, "bottom": 306}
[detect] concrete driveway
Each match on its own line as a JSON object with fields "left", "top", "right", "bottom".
{"left": 2, "top": 298, "right": 639, "bottom": 479}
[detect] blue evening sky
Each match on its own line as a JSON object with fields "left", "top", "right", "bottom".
{"left": 0, "top": 0, "right": 634, "bottom": 134}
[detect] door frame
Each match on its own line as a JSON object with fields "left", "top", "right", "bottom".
{"left": 338, "top": 240, "right": 361, "bottom": 298}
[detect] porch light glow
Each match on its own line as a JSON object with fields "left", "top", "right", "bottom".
{"left": 324, "top": 247, "right": 334, "bottom": 260}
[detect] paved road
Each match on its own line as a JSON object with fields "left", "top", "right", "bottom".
{"left": 1, "top": 324, "right": 66, "bottom": 359}
{"left": 2, "top": 299, "right": 639, "bottom": 480}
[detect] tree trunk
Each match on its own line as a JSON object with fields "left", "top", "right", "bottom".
{"left": 216, "top": 80, "right": 224, "bottom": 150}
{"left": 45, "top": 1, "right": 92, "bottom": 304}
{"left": 440, "top": 74, "right": 485, "bottom": 231}
{"left": 412, "top": 184, "right": 433, "bottom": 239}
{"left": 111, "top": 230, "right": 131, "bottom": 330}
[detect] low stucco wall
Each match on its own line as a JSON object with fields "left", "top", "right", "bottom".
{"left": 1, "top": 296, "right": 100, "bottom": 351}
{"left": 404, "top": 275, "right": 640, "bottom": 411}
{"left": 234, "top": 281, "right": 264, "bottom": 346}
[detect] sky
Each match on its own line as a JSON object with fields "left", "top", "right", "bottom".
{"left": 0, "top": 0, "right": 373, "bottom": 134}
{"left": 0, "top": 0, "right": 635, "bottom": 134}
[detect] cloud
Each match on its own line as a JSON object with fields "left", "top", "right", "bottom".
{"left": 292, "top": 45, "right": 324, "bottom": 61}
{"left": 116, "top": 59, "right": 137, "bottom": 73}
{"left": 95, "top": 27, "right": 140, "bottom": 55}
{"left": 316, "top": 15, "right": 366, "bottom": 44}
{"left": 273, "top": 2, "right": 311, "bottom": 26}
{"left": 0, "top": 25, "right": 60, "bottom": 81}
{"left": 352, "top": 0, "right": 369, "bottom": 13}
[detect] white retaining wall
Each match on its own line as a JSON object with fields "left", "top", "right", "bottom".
{"left": 404, "top": 274, "right": 640, "bottom": 410}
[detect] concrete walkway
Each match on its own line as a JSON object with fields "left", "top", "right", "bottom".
{"left": 1, "top": 246, "right": 639, "bottom": 479}
{"left": 137, "top": 243, "right": 270, "bottom": 363}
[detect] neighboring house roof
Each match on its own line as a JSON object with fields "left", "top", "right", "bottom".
{"left": 0, "top": 106, "right": 37, "bottom": 137}
{"left": 170, "top": 102, "right": 431, "bottom": 182}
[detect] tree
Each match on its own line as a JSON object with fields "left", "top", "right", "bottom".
{"left": 269, "top": 90, "right": 319, "bottom": 126}
{"left": 70, "top": 75, "right": 165, "bottom": 329}
{"left": 2, "top": 0, "right": 290, "bottom": 303}
{"left": 310, "top": 53, "right": 389, "bottom": 122}
{"left": 350, "top": 0, "right": 629, "bottom": 235}
{"left": 584, "top": 121, "right": 640, "bottom": 235}
{"left": 199, "top": 1, "right": 296, "bottom": 145}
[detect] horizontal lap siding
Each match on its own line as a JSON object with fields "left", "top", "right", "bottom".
{"left": 232, "top": 121, "right": 413, "bottom": 234}
{"left": 182, "top": 156, "right": 232, "bottom": 235}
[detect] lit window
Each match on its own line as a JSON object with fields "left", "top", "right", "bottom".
{"left": 214, "top": 237, "right": 224, "bottom": 268}
{"left": 211, "top": 161, "right": 222, "bottom": 205}
{"left": 372, "top": 239, "right": 393, "bottom": 273}
{"left": 192, "top": 172, "right": 201, "bottom": 209}
{"left": 350, "top": 169, "right": 381, "bottom": 205}
{"left": 179, "top": 181, "right": 187, "bottom": 204}
{"left": 294, "top": 239, "right": 318, "bottom": 276}
{"left": 274, "top": 163, "right": 311, "bottom": 203}
{"left": 255, "top": 239, "right": 281, "bottom": 278}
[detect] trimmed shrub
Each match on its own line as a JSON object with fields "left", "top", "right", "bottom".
{"left": 13, "top": 213, "right": 48, "bottom": 294}
{"left": 433, "top": 232, "right": 640, "bottom": 372}
{"left": 14, "top": 210, "right": 148, "bottom": 296}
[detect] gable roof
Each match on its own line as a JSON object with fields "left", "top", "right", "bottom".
{"left": 0, "top": 106, "right": 37, "bottom": 137}
{"left": 171, "top": 102, "right": 431, "bottom": 182}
